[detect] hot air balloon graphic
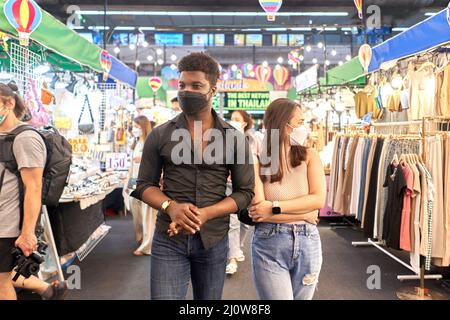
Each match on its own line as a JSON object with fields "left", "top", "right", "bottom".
{"left": 354, "top": 0, "right": 363, "bottom": 20}
{"left": 255, "top": 65, "right": 272, "bottom": 83}
{"left": 149, "top": 76, "right": 162, "bottom": 93}
{"left": 259, "top": 0, "right": 283, "bottom": 22}
{"left": 273, "top": 66, "right": 290, "bottom": 87}
{"left": 358, "top": 44, "right": 372, "bottom": 73}
{"left": 3, "top": 0, "right": 43, "bottom": 46}
{"left": 242, "top": 63, "right": 254, "bottom": 78}
{"left": 100, "top": 50, "right": 112, "bottom": 81}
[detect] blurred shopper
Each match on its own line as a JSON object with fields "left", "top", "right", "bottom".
{"left": 226, "top": 110, "right": 260, "bottom": 275}
{"left": 125, "top": 116, "right": 155, "bottom": 256}
{"left": 132, "top": 52, "right": 254, "bottom": 300}
{"left": 249, "top": 98, "right": 326, "bottom": 300}
{"left": 0, "top": 82, "right": 67, "bottom": 300}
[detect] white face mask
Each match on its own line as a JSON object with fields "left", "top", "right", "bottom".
{"left": 288, "top": 124, "right": 310, "bottom": 146}
{"left": 132, "top": 128, "right": 142, "bottom": 138}
{"left": 229, "top": 120, "right": 244, "bottom": 133}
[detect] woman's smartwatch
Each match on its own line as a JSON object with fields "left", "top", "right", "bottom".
{"left": 272, "top": 201, "right": 281, "bottom": 215}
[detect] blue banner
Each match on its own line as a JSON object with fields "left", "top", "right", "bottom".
{"left": 369, "top": 8, "right": 450, "bottom": 73}
{"left": 108, "top": 55, "right": 138, "bottom": 88}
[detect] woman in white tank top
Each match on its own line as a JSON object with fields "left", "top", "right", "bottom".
{"left": 249, "top": 98, "right": 326, "bottom": 300}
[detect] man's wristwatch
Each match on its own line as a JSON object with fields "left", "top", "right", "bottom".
{"left": 161, "top": 200, "right": 173, "bottom": 213}
{"left": 272, "top": 201, "right": 281, "bottom": 215}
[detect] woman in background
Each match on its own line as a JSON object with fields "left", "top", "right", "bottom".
{"left": 125, "top": 116, "right": 156, "bottom": 256}
{"left": 226, "top": 110, "right": 261, "bottom": 275}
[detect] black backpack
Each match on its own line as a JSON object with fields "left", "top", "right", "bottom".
{"left": 0, "top": 125, "right": 72, "bottom": 221}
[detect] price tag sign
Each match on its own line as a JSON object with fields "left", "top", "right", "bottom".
{"left": 105, "top": 153, "right": 128, "bottom": 171}
{"left": 68, "top": 137, "right": 89, "bottom": 155}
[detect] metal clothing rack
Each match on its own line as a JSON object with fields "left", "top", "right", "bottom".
{"left": 351, "top": 119, "right": 447, "bottom": 299}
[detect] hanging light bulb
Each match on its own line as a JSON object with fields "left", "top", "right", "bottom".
{"left": 129, "top": 44, "right": 136, "bottom": 50}
{"left": 142, "top": 41, "right": 149, "bottom": 48}
{"left": 114, "top": 47, "right": 120, "bottom": 54}
{"left": 135, "top": 60, "right": 141, "bottom": 67}
{"left": 170, "top": 64, "right": 177, "bottom": 70}
{"left": 331, "top": 49, "right": 337, "bottom": 56}
{"left": 277, "top": 56, "right": 284, "bottom": 64}
{"left": 345, "top": 55, "right": 351, "bottom": 61}
{"left": 156, "top": 48, "right": 163, "bottom": 55}
{"left": 338, "top": 61, "right": 344, "bottom": 66}
{"left": 231, "top": 64, "right": 238, "bottom": 72}
{"left": 299, "top": 55, "right": 304, "bottom": 61}
{"left": 157, "top": 58, "right": 164, "bottom": 65}
{"left": 312, "top": 58, "right": 318, "bottom": 64}
{"left": 223, "top": 73, "right": 229, "bottom": 80}
{"left": 306, "top": 45, "right": 312, "bottom": 52}
{"left": 170, "top": 54, "right": 177, "bottom": 62}
{"left": 325, "top": 60, "right": 331, "bottom": 66}
{"left": 147, "top": 55, "right": 154, "bottom": 62}
{"left": 317, "top": 42, "right": 324, "bottom": 49}
{"left": 262, "top": 61, "right": 269, "bottom": 68}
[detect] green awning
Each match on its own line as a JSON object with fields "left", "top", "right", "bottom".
{"left": 325, "top": 57, "right": 366, "bottom": 86}
{"left": 0, "top": 0, "right": 102, "bottom": 72}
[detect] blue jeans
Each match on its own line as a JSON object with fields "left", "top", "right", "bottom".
{"left": 252, "top": 223, "right": 323, "bottom": 300}
{"left": 151, "top": 230, "right": 228, "bottom": 300}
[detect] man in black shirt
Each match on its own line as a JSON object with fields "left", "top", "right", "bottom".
{"left": 132, "top": 53, "right": 255, "bottom": 300}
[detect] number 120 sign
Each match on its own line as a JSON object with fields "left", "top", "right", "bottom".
{"left": 105, "top": 153, "right": 128, "bottom": 171}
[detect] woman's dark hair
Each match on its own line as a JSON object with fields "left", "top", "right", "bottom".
{"left": 178, "top": 52, "right": 220, "bottom": 87}
{"left": 232, "top": 110, "right": 254, "bottom": 132}
{"left": 260, "top": 98, "right": 307, "bottom": 183}
{"left": 0, "top": 82, "right": 27, "bottom": 119}
{"left": 131, "top": 115, "right": 152, "bottom": 150}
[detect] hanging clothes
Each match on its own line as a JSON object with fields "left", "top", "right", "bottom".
{"left": 408, "top": 66, "right": 436, "bottom": 119}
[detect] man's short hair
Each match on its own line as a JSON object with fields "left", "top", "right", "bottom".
{"left": 178, "top": 52, "right": 220, "bottom": 87}
{"left": 171, "top": 97, "right": 178, "bottom": 103}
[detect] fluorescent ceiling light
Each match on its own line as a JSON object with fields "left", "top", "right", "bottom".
{"left": 266, "top": 28, "right": 287, "bottom": 31}
{"left": 424, "top": 12, "right": 437, "bottom": 16}
{"left": 242, "top": 28, "right": 261, "bottom": 31}
{"left": 325, "top": 27, "right": 338, "bottom": 31}
{"left": 88, "top": 26, "right": 110, "bottom": 30}
{"left": 70, "top": 26, "right": 85, "bottom": 30}
{"left": 341, "top": 27, "right": 352, "bottom": 31}
{"left": 79, "top": 10, "right": 349, "bottom": 17}
{"left": 392, "top": 27, "right": 408, "bottom": 32}
{"left": 139, "top": 27, "right": 156, "bottom": 31}
{"left": 114, "top": 26, "right": 135, "bottom": 31}
{"left": 290, "top": 27, "right": 312, "bottom": 31}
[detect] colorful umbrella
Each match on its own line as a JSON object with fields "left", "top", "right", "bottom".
{"left": 3, "top": 0, "right": 43, "bottom": 46}
{"left": 259, "top": 0, "right": 283, "bottom": 22}
{"left": 354, "top": 0, "right": 363, "bottom": 20}
{"left": 273, "top": 66, "right": 290, "bottom": 87}
{"left": 255, "top": 65, "right": 272, "bottom": 83}
{"left": 358, "top": 44, "right": 372, "bottom": 72}
{"left": 100, "top": 50, "right": 112, "bottom": 81}
{"left": 148, "top": 76, "right": 162, "bottom": 93}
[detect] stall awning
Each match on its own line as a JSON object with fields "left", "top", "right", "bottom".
{"left": 368, "top": 8, "right": 450, "bottom": 72}
{"left": 326, "top": 57, "right": 366, "bottom": 86}
{"left": 0, "top": 0, "right": 137, "bottom": 88}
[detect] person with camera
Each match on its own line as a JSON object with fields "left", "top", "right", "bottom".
{"left": 0, "top": 82, "right": 66, "bottom": 300}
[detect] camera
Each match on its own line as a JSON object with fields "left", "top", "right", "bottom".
{"left": 11, "top": 236, "right": 47, "bottom": 282}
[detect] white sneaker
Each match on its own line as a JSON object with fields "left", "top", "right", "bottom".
{"left": 226, "top": 259, "right": 238, "bottom": 275}
{"left": 236, "top": 250, "right": 245, "bottom": 262}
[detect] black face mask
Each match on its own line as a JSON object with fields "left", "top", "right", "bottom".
{"left": 178, "top": 90, "right": 211, "bottom": 116}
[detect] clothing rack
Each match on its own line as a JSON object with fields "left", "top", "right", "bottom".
{"left": 352, "top": 119, "right": 444, "bottom": 287}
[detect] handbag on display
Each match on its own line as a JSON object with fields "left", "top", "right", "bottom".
{"left": 54, "top": 117, "right": 72, "bottom": 130}
{"left": 26, "top": 79, "right": 50, "bottom": 128}
{"left": 78, "top": 95, "right": 95, "bottom": 135}
{"left": 41, "top": 87, "right": 55, "bottom": 105}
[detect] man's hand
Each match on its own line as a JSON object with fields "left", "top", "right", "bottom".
{"left": 166, "top": 202, "right": 202, "bottom": 235}
{"left": 167, "top": 207, "right": 211, "bottom": 237}
{"left": 15, "top": 232, "right": 37, "bottom": 257}
{"left": 249, "top": 200, "right": 273, "bottom": 222}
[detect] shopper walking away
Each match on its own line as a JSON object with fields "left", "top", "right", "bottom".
{"left": 0, "top": 82, "right": 67, "bottom": 300}
{"left": 226, "top": 110, "right": 260, "bottom": 275}
{"left": 132, "top": 52, "right": 255, "bottom": 300}
{"left": 249, "top": 98, "right": 326, "bottom": 300}
{"left": 125, "top": 116, "right": 155, "bottom": 256}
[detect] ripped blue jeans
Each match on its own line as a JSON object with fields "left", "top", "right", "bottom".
{"left": 252, "top": 223, "right": 323, "bottom": 300}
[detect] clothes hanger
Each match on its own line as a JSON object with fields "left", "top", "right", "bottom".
{"left": 417, "top": 61, "right": 436, "bottom": 72}
{"left": 392, "top": 153, "right": 399, "bottom": 166}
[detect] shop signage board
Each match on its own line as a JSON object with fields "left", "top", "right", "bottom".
{"left": 105, "top": 153, "right": 128, "bottom": 171}
{"left": 68, "top": 137, "right": 89, "bottom": 155}
{"left": 217, "top": 79, "right": 268, "bottom": 92}
{"left": 223, "top": 92, "right": 270, "bottom": 110}
{"left": 295, "top": 65, "right": 318, "bottom": 92}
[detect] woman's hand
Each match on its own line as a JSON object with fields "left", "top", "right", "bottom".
{"left": 249, "top": 200, "right": 273, "bottom": 222}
